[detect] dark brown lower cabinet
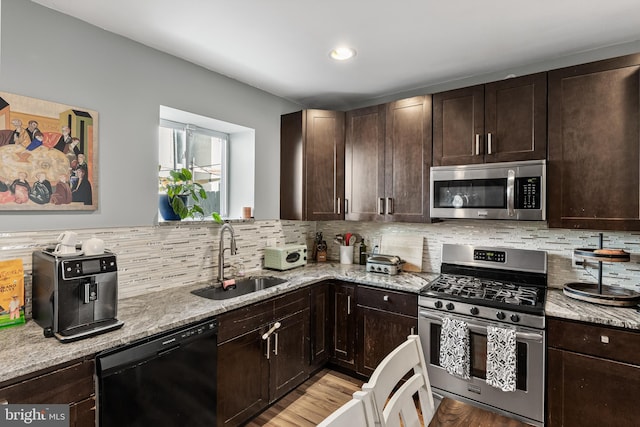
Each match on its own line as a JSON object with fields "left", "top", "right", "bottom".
{"left": 356, "top": 286, "right": 417, "bottom": 377}
{"left": 310, "top": 282, "right": 332, "bottom": 371}
{"left": 547, "top": 317, "right": 640, "bottom": 427}
{"left": 331, "top": 282, "right": 356, "bottom": 370}
{"left": 217, "top": 288, "right": 310, "bottom": 427}
{"left": 217, "top": 324, "right": 270, "bottom": 426}
{"left": 0, "top": 358, "right": 95, "bottom": 427}
{"left": 270, "top": 308, "right": 310, "bottom": 401}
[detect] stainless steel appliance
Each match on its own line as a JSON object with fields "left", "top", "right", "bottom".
{"left": 366, "top": 254, "right": 403, "bottom": 275}
{"left": 263, "top": 244, "right": 307, "bottom": 270}
{"left": 96, "top": 318, "right": 218, "bottom": 427}
{"left": 430, "top": 160, "right": 546, "bottom": 220}
{"left": 32, "top": 248, "right": 124, "bottom": 342}
{"left": 418, "top": 244, "right": 547, "bottom": 426}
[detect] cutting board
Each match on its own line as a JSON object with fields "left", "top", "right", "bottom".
{"left": 379, "top": 234, "right": 423, "bottom": 272}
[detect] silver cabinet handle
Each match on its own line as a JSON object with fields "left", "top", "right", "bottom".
{"left": 410, "top": 327, "right": 415, "bottom": 335}
{"left": 378, "top": 198, "right": 385, "bottom": 215}
{"left": 386, "top": 198, "right": 393, "bottom": 215}
{"left": 475, "top": 134, "right": 481, "bottom": 155}
{"left": 0, "top": 399, "right": 8, "bottom": 405}
{"left": 262, "top": 321, "right": 281, "bottom": 340}
{"left": 274, "top": 332, "right": 279, "bottom": 356}
{"left": 347, "top": 295, "right": 351, "bottom": 315}
{"left": 265, "top": 335, "right": 271, "bottom": 359}
{"left": 487, "top": 133, "right": 493, "bottom": 154}
{"left": 506, "top": 169, "right": 515, "bottom": 217}
{"left": 345, "top": 199, "right": 348, "bottom": 214}
{"left": 337, "top": 198, "right": 341, "bottom": 215}
{"left": 383, "top": 295, "right": 389, "bottom": 302}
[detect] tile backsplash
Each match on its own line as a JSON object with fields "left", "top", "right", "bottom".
{"left": 2, "top": 219, "right": 640, "bottom": 319}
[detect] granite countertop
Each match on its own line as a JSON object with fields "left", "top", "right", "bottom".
{"left": 4, "top": 263, "right": 639, "bottom": 386}
{"left": 545, "top": 288, "right": 640, "bottom": 330}
{"left": 0, "top": 262, "right": 437, "bottom": 385}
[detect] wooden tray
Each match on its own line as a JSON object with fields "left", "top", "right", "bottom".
{"left": 573, "top": 248, "right": 630, "bottom": 262}
{"left": 563, "top": 282, "right": 640, "bottom": 307}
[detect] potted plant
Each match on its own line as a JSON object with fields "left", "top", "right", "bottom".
{"left": 159, "top": 167, "right": 222, "bottom": 222}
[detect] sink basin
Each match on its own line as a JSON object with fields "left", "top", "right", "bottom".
{"left": 191, "top": 276, "right": 288, "bottom": 300}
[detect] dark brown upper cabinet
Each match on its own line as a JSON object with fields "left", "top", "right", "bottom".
{"left": 280, "top": 110, "right": 345, "bottom": 221}
{"left": 433, "top": 73, "right": 547, "bottom": 166}
{"left": 345, "top": 104, "right": 386, "bottom": 222}
{"left": 547, "top": 54, "right": 640, "bottom": 230}
{"left": 345, "top": 96, "right": 432, "bottom": 223}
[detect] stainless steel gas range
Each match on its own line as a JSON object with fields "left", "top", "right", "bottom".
{"left": 418, "top": 244, "right": 547, "bottom": 427}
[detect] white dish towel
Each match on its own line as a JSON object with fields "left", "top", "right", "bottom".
{"left": 486, "top": 325, "right": 517, "bottom": 392}
{"left": 439, "top": 317, "right": 470, "bottom": 379}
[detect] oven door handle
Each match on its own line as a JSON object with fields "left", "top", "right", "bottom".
{"left": 419, "top": 310, "right": 543, "bottom": 342}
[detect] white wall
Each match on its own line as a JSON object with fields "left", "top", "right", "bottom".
{"left": 229, "top": 130, "right": 255, "bottom": 218}
{"left": 0, "top": 0, "right": 300, "bottom": 232}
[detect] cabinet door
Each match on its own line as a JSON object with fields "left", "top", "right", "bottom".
{"left": 280, "top": 111, "right": 304, "bottom": 220}
{"left": 0, "top": 359, "right": 95, "bottom": 427}
{"left": 547, "top": 348, "right": 640, "bottom": 427}
{"left": 310, "top": 282, "right": 332, "bottom": 371}
{"left": 217, "top": 328, "right": 270, "bottom": 427}
{"left": 484, "top": 73, "right": 547, "bottom": 163}
{"left": 356, "top": 287, "right": 417, "bottom": 377}
{"left": 345, "top": 105, "right": 386, "bottom": 221}
{"left": 384, "top": 96, "right": 432, "bottom": 222}
{"left": 305, "top": 109, "right": 345, "bottom": 220}
{"left": 433, "top": 85, "right": 484, "bottom": 166}
{"left": 331, "top": 283, "right": 356, "bottom": 370}
{"left": 548, "top": 54, "right": 640, "bottom": 230}
{"left": 269, "top": 308, "right": 310, "bottom": 402}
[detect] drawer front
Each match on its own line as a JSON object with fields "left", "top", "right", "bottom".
{"left": 218, "top": 299, "right": 274, "bottom": 343}
{"left": 0, "top": 359, "right": 94, "bottom": 405}
{"left": 357, "top": 286, "right": 417, "bottom": 317}
{"left": 274, "top": 288, "right": 309, "bottom": 320}
{"left": 547, "top": 317, "right": 640, "bottom": 365}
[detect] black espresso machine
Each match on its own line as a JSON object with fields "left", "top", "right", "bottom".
{"left": 32, "top": 248, "right": 124, "bottom": 342}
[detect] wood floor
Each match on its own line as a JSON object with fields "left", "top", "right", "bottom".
{"left": 246, "top": 368, "right": 533, "bottom": 427}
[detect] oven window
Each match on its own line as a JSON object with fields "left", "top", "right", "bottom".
{"left": 433, "top": 178, "right": 506, "bottom": 209}
{"left": 429, "top": 323, "right": 528, "bottom": 391}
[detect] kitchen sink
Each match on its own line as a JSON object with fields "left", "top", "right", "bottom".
{"left": 191, "top": 276, "right": 288, "bottom": 300}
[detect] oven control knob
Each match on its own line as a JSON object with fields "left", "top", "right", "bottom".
{"left": 445, "top": 303, "right": 455, "bottom": 311}
{"left": 434, "top": 301, "right": 443, "bottom": 309}
{"left": 496, "top": 311, "right": 506, "bottom": 320}
{"left": 470, "top": 307, "right": 479, "bottom": 315}
{"left": 510, "top": 314, "right": 520, "bottom": 323}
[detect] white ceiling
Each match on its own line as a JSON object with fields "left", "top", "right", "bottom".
{"left": 31, "top": 0, "right": 640, "bottom": 110}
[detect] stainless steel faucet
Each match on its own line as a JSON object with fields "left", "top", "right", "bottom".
{"left": 218, "top": 223, "right": 237, "bottom": 282}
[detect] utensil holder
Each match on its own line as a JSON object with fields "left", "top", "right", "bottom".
{"left": 339, "top": 246, "right": 353, "bottom": 264}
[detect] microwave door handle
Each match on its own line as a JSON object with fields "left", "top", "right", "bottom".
{"left": 507, "top": 169, "right": 516, "bottom": 217}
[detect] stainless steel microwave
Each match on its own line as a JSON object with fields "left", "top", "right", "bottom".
{"left": 430, "top": 160, "right": 546, "bottom": 221}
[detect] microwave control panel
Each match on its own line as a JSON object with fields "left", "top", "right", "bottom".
{"left": 516, "top": 176, "right": 541, "bottom": 209}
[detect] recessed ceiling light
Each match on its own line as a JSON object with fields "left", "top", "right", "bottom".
{"left": 330, "top": 46, "right": 356, "bottom": 61}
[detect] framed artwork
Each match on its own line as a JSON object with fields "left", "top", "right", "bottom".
{"left": 0, "top": 91, "right": 98, "bottom": 211}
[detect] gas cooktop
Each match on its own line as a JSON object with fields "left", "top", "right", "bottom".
{"left": 419, "top": 244, "right": 548, "bottom": 321}
{"left": 420, "top": 273, "right": 545, "bottom": 314}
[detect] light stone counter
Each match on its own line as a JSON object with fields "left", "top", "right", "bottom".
{"left": 0, "top": 262, "right": 437, "bottom": 385}
{"left": 545, "top": 288, "right": 640, "bottom": 330}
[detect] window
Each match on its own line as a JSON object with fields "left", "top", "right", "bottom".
{"left": 158, "top": 105, "right": 255, "bottom": 221}
{"left": 159, "top": 119, "right": 228, "bottom": 217}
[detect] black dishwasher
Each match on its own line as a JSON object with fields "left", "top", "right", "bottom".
{"left": 96, "top": 317, "right": 218, "bottom": 427}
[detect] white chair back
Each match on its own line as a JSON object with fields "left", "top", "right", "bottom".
{"left": 317, "top": 390, "right": 375, "bottom": 427}
{"left": 361, "top": 335, "right": 435, "bottom": 427}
